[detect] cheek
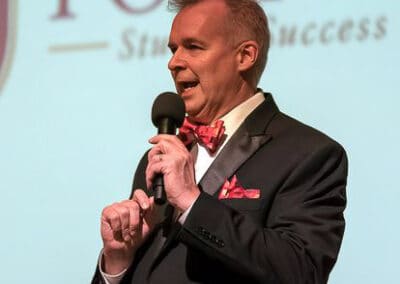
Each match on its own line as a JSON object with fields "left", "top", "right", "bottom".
{"left": 204, "top": 61, "right": 232, "bottom": 87}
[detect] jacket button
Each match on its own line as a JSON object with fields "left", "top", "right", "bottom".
{"left": 197, "top": 226, "right": 205, "bottom": 234}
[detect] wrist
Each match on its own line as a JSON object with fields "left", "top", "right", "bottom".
{"left": 102, "top": 250, "right": 135, "bottom": 275}
{"left": 176, "top": 187, "right": 200, "bottom": 212}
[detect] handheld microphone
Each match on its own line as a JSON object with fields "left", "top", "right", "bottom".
{"left": 151, "top": 92, "right": 185, "bottom": 205}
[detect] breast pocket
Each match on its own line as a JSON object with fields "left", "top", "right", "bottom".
{"left": 220, "top": 198, "right": 263, "bottom": 211}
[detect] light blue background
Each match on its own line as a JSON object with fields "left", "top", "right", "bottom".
{"left": 0, "top": 0, "right": 398, "bottom": 283}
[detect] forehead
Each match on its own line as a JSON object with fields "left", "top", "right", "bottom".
{"left": 169, "top": 1, "right": 231, "bottom": 42}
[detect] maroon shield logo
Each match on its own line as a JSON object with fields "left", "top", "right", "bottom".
{"left": 0, "top": 0, "right": 16, "bottom": 94}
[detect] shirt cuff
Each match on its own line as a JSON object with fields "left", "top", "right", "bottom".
{"left": 98, "top": 250, "right": 127, "bottom": 284}
{"left": 178, "top": 198, "right": 196, "bottom": 224}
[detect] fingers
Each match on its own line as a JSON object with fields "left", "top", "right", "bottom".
{"left": 149, "top": 134, "right": 185, "bottom": 145}
{"left": 127, "top": 203, "right": 140, "bottom": 238}
{"left": 101, "top": 200, "right": 141, "bottom": 242}
{"left": 146, "top": 135, "right": 192, "bottom": 188}
{"left": 145, "top": 159, "right": 165, "bottom": 190}
{"left": 148, "top": 135, "right": 187, "bottom": 157}
{"left": 132, "top": 189, "right": 151, "bottom": 211}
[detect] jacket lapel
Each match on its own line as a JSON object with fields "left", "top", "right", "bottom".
{"left": 148, "top": 93, "right": 280, "bottom": 271}
{"left": 199, "top": 93, "right": 279, "bottom": 197}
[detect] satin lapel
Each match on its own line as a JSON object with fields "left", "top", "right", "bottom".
{"left": 148, "top": 94, "right": 280, "bottom": 269}
{"left": 199, "top": 93, "right": 279, "bottom": 197}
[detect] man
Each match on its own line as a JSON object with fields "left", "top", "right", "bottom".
{"left": 92, "top": 0, "right": 347, "bottom": 283}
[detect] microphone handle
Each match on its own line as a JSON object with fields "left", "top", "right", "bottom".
{"left": 153, "top": 174, "right": 166, "bottom": 205}
{"left": 158, "top": 117, "right": 177, "bottom": 135}
{"left": 153, "top": 118, "right": 177, "bottom": 205}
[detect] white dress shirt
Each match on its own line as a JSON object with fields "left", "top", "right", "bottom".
{"left": 100, "top": 91, "right": 265, "bottom": 284}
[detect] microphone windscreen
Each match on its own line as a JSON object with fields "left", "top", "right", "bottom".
{"left": 151, "top": 92, "right": 186, "bottom": 128}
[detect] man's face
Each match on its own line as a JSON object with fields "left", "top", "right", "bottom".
{"left": 168, "top": 1, "right": 241, "bottom": 124}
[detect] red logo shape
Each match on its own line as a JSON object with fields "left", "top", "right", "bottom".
{"left": 0, "top": 0, "right": 16, "bottom": 94}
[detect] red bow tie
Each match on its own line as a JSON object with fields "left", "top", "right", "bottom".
{"left": 179, "top": 118, "right": 225, "bottom": 154}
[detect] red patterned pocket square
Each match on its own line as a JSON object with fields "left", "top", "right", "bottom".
{"left": 218, "top": 175, "right": 260, "bottom": 199}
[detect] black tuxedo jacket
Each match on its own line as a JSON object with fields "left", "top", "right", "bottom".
{"left": 92, "top": 93, "right": 347, "bottom": 284}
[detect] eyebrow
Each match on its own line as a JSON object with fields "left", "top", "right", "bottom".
{"left": 182, "top": 37, "right": 206, "bottom": 45}
{"left": 168, "top": 37, "right": 207, "bottom": 49}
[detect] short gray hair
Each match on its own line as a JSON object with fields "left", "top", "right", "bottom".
{"left": 168, "top": 0, "right": 270, "bottom": 83}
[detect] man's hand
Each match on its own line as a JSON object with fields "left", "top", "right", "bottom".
{"left": 100, "top": 190, "right": 156, "bottom": 275}
{"left": 146, "top": 134, "right": 200, "bottom": 212}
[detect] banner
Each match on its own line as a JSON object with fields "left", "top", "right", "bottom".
{"left": 0, "top": 1, "right": 398, "bottom": 283}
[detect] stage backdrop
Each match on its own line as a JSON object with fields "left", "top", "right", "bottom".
{"left": 0, "top": 1, "right": 398, "bottom": 283}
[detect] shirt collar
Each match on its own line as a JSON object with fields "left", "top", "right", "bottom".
{"left": 219, "top": 90, "right": 265, "bottom": 138}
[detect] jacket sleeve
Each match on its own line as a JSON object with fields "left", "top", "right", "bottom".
{"left": 177, "top": 141, "right": 347, "bottom": 283}
{"left": 91, "top": 152, "right": 150, "bottom": 284}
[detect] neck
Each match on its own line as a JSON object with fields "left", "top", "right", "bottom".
{"left": 208, "top": 83, "right": 257, "bottom": 125}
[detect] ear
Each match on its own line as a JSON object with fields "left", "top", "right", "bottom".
{"left": 236, "top": 40, "right": 259, "bottom": 72}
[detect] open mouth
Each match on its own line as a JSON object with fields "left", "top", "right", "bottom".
{"left": 178, "top": 80, "right": 199, "bottom": 94}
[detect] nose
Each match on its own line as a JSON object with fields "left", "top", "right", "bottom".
{"left": 168, "top": 48, "right": 187, "bottom": 72}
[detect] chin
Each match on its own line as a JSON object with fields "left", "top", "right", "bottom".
{"left": 184, "top": 102, "right": 197, "bottom": 116}
{"left": 184, "top": 101, "right": 208, "bottom": 123}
